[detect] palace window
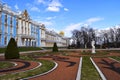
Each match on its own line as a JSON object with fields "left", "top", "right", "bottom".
{"left": 25, "top": 22, "right": 27, "bottom": 34}
{"left": 28, "top": 28, "right": 29, "bottom": 35}
{"left": 5, "top": 26, "right": 8, "bottom": 34}
{"left": 7, "top": 16, "right": 10, "bottom": 26}
{"left": 10, "top": 25, "right": 13, "bottom": 34}
{"left": 10, "top": 16, "right": 12, "bottom": 26}
{"left": 22, "top": 26, "right": 23, "bottom": 33}
{"left": 21, "top": 21, "right": 24, "bottom": 33}
{"left": 16, "top": 19, "right": 18, "bottom": 34}
{"left": 4, "top": 14, "right": 8, "bottom": 34}
{"left": 25, "top": 27, "right": 26, "bottom": 34}
{"left": 5, "top": 14, "right": 7, "bottom": 26}
{"left": 28, "top": 23, "right": 29, "bottom": 35}
{"left": 4, "top": 36, "right": 7, "bottom": 45}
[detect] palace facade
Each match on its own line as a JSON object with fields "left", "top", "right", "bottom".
{"left": 0, "top": 2, "right": 69, "bottom": 48}
{"left": 41, "top": 29, "right": 69, "bottom": 47}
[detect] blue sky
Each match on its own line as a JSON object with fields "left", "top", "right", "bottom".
{"left": 1, "top": 0, "right": 120, "bottom": 37}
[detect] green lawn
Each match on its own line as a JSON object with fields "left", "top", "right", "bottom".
{"left": 111, "top": 56, "right": 120, "bottom": 61}
{"left": 81, "top": 50, "right": 109, "bottom": 56}
{"left": 0, "top": 48, "right": 6, "bottom": 53}
{"left": 0, "top": 61, "right": 14, "bottom": 69}
{"left": 81, "top": 56, "right": 101, "bottom": 80}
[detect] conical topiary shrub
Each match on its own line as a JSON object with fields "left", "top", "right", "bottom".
{"left": 5, "top": 38, "right": 20, "bottom": 59}
{"left": 52, "top": 42, "right": 58, "bottom": 52}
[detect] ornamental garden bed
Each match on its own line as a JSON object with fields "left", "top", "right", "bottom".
{"left": 0, "top": 54, "right": 55, "bottom": 80}
{"left": 0, "top": 50, "right": 120, "bottom": 80}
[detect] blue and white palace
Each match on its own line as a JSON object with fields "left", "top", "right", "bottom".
{"left": 0, "top": 2, "right": 70, "bottom": 48}
{"left": 0, "top": 3, "right": 42, "bottom": 47}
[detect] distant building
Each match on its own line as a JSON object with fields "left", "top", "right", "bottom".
{"left": 41, "top": 29, "right": 69, "bottom": 47}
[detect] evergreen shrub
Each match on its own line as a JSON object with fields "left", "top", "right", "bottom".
{"left": 5, "top": 38, "right": 20, "bottom": 59}
{"left": 52, "top": 42, "right": 58, "bottom": 52}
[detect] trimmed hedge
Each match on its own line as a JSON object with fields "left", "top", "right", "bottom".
{"left": 5, "top": 38, "right": 20, "bottom": 59}
{"left": 52, "top": 42, "right": 58, "bottom": 52}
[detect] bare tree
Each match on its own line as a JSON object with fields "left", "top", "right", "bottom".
{"left": 72, "top": 26, "right": 96, "bottom": 48}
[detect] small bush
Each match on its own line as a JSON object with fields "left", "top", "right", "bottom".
{"left": 52, "top": 42, "right": 58, "bottom": 52}
{"left": 5, "top": 38, "right": 20, "bottom": 59}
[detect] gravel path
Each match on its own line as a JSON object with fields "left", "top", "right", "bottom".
{"left": 29, "top": 56, "right": 80, "bottom": 80}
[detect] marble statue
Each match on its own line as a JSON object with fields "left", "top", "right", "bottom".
{"left": 91, "top": 40, "right": 96, "bottom": 53}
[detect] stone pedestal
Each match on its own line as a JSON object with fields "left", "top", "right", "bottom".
{"left": 92, "top": 47, "right": 96, "bottom": 53}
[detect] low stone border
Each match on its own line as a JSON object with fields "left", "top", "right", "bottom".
{"left": 76, "top": 57, "right": 82, "bottom": 80}
{"left": 21, "top": 61, "right": 58, "bottom": 80}
{"left": 18, "top": 62, "right": 42, "bottom": 73}
{"left": 90, "top": 57, "right": 107, "bottom": 80}
{"left": 11, "top": 62, "right": 18, "bottom": 66}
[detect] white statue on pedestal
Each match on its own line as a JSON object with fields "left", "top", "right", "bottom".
{"left": 91, "top": 40, "right": 96, "bottom": 53}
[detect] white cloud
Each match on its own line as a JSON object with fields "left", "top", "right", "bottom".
{"left": 86, "top": 17, "right": 104, "bottom": 25}
{"left": 47, "top": 6, "right": 60, "bottom": 12}
{"left": 49, "top": 0, "right": 62, "bottom": 7}
{"left": 37, "top": 0, "right": 45, "bottom": 4}
{"left": 64, "top": 23, "right": 82, "bottom": 32}
{"left": 14, "top": 4, "right": 19, "bottom": 10}
{"left": 26, "top": 3, "right": 40, "bottom": 12}
{"left": 34, "top": 17, "right": 53, "bottom": 26}
{"left": 34, "top": 0, "right": 67, "bottom": 12}
{"left": 64, "top": 23, "right": 83, "bottom": 37}
{"left": 64, "top": 8, "right": 69, "bottom": 11}
{"left": 46, "top": 0, "right": 63, "bottom": 12}
{"left": 46, "top": 16, "right": 56, "bottom": 20}
{"left": 31, "top": 6, "right": 40, "bottom": 12}
{"left": 64, "top": 17, "right": 104, "bottom": 37}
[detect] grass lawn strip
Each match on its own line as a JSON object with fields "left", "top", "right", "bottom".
{"left": 22, "top": 61, "right": 58, "bottom": 80}
{"left": 0, "top": 59, "right": 55, "bottom": 80}
{"left": 90, "top": 57, "right": 106, "bottom": 80}
{"left": 0, "top": 61, "right": 15, "bottom": 69}
{"left": 81, "top": 56, "right": 101, "bottom": 80}
{"left": 0, "top": 62, "right": 42, "bottom": 76}
{"left": 109, "top": 57, "right": 120, "bottom": 62}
